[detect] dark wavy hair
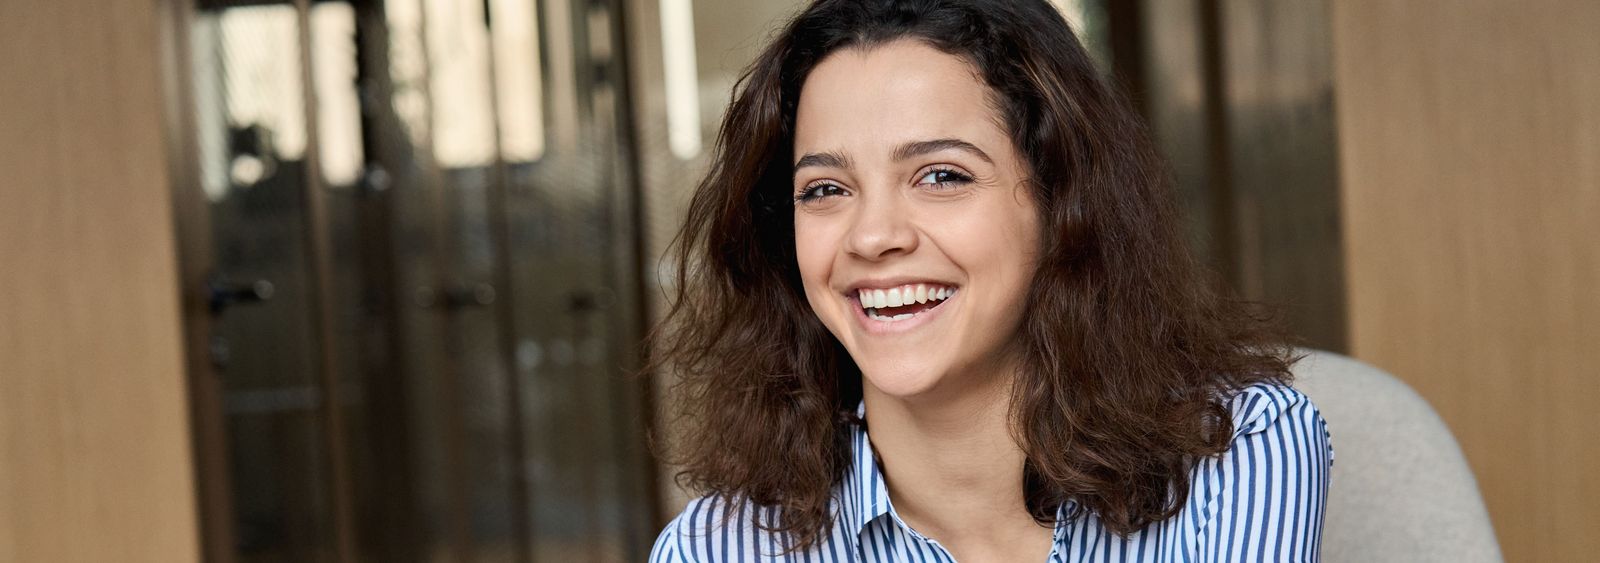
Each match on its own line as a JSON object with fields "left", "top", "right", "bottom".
{"left": 649, "top": 0, "right": 1295, "bottom": 551}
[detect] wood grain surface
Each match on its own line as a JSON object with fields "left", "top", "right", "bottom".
{"left": 0, "top": 1, "right": 201, "bottom": 561}
{"left": 1331, "top": 1, "right": 1600, "bottom": 561}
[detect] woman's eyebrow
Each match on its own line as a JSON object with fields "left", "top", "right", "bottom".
{"left": 793, "top": 138, "right": 992, "bottom": 173}
{"left": 794, "top": 150, "right": 852, "bottom": 172}
{"left": 892, "top": 138, "right": 994, "bottom": 165}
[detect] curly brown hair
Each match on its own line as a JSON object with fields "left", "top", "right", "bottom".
{"left": 649, "top": 0, "right": 1296, "bottom": 552}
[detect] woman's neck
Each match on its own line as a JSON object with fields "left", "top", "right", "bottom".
{"left": 861, "top": 370, "right": 1053, "bottom": 560}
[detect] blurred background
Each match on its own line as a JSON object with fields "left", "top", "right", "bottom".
{"left": 0, "top": 0, "right": 1594, "bottom": 562}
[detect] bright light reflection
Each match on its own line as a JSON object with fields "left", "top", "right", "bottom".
{"left": 386, "top": 0, "right": 431, "bottom": 146}
{"left": 192, "top": 16, "right": 229, "bottom": 201}
{"left": 312, "top": 3, "right": 366, "bottom": 186}
{"left": 426, "top": 0, "right": 497, "bottom": 168}
{"left": 660, "top": 0, "right": 702, "bottom": 160}
{"left": 220, "top": 6, "right": 306, "bottom": 159}
{"left": 490, "top": 0, "right": 547, "bottom": 162}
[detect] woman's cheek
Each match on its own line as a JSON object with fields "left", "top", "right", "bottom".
{"left": 793, "top": 216, "right": 846, "bottom": 321}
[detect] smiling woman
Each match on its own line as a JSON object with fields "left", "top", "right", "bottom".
{"left": 790, "top": 41, "right": 1042, "bottom": 403}
{"left": 648, "top": 1, "right": 1331, "bottom": 562}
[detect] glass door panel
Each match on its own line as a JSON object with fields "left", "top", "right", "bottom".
{"left": 191, "top": 4, "right": 338, "bottom": 561}
{"left": 183, "top": 0, "right": 658, "bottom": 561}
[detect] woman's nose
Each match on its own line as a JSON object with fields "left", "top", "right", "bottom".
{"left": 843, "top": 188, "right": 917, "bottom": 260}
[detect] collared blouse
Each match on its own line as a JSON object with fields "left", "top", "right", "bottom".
{"left": 650, "top": 382, "right": 1334, "bottom": 562}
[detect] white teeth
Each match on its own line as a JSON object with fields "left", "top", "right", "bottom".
{"left": 856, "top": 283, "right": 958, "bottom": 323}
{"left": 865, "top": 309, "right": 916, "bottom": 323}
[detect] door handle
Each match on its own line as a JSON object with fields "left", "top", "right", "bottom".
{"left": 208, "top": 277, "right": 275, "bottom": 315}
{"left": 413, "top": 282, "right": 497, "bottom": 310}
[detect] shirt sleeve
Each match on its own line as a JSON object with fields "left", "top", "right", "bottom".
{"left": 649, "top": 512, "right": 688, "bottom": 563}
{"left": 1194, "top": 384, "right": 1334, "bottom": 562}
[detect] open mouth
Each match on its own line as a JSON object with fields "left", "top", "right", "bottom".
{"left": 856, "top": 283, "right": 957, "bottom": 323}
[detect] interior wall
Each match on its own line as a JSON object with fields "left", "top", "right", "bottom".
{"left": 1331, "top": 1, "right": 1600, "bottom": 561}
{"left": 0, "top": 1, "right": 200, "bottom": 561}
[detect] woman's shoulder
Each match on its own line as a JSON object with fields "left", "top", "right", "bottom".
{"left": 1222, "top": 380, "right": 1331, "bottom": 448}
{"left": 1168, "top": 380, "right": 1333, "bottom": 558}
{"left": 649, "top": 494, "right": 798, "bottom": 563}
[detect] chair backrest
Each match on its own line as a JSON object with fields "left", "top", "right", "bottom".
{"left": 1290, "top": 350, "right": 1503, "bottom": 562}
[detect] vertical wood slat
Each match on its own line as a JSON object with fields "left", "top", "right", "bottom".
{"left": 294, "top": 0, "right": 359, "bottom": 560}
{"left": 606, "top": 0, "right": 668, "bottom": 554}
{"left": 1331, "top": 1, "right": 1600, "bottom": 561}
{"left": 411, "top": 0, "right": 473, "bottom": 559}
{"left": 480, "top": 1, "right": 536, "bottom": 559}
{"left": 0, "top": 0, "right": 201, "bottom": 561}
{"left": 347, "top": 2, "right": 428, "bottom": 559}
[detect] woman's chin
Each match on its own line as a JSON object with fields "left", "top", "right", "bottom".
{"left": 859, "top": 363, "right": 946, "bottom": 400}
{"left": 856, "top": 351, "right": 1019, "bottom": 406}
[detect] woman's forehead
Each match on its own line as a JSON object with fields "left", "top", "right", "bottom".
{"left": 792, "top": 40, "right": 1010, "bottom": 164}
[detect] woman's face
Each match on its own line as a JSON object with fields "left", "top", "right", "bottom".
{"left": 792, "top": 39, "right": 1041, "bottom": 400}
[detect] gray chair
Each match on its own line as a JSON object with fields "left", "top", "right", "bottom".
{"left": 1290, "top": 350, "right": 1503, "bottom": 562}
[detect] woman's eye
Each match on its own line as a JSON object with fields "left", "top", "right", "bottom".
{"left": 795, "top": 183, "right": 846, "bottom": 203}
{"left": 916, "top": 168, "right": 972, "bottom": 187}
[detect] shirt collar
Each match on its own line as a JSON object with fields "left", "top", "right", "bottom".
{"left": 840, "top": 401, "right": 892, "bottom": 536}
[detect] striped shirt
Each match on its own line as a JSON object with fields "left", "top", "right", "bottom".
{"left": 651, "top": 382, "right": 1333, "bottom": 562}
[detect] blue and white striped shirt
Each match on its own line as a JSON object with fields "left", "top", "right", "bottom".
{"left": 651, "top": 382, "right": 1333, "bottom": 562}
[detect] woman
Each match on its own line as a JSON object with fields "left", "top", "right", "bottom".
{"left": 649, "top": 0, "right": 1332, "bottom": 561}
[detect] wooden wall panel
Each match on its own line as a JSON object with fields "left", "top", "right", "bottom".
{"left": 1331, "top": 1, "right": 1600, "bottom": 561}
{"left": 0, "top": 1, "right": 200, "bottom": 561}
